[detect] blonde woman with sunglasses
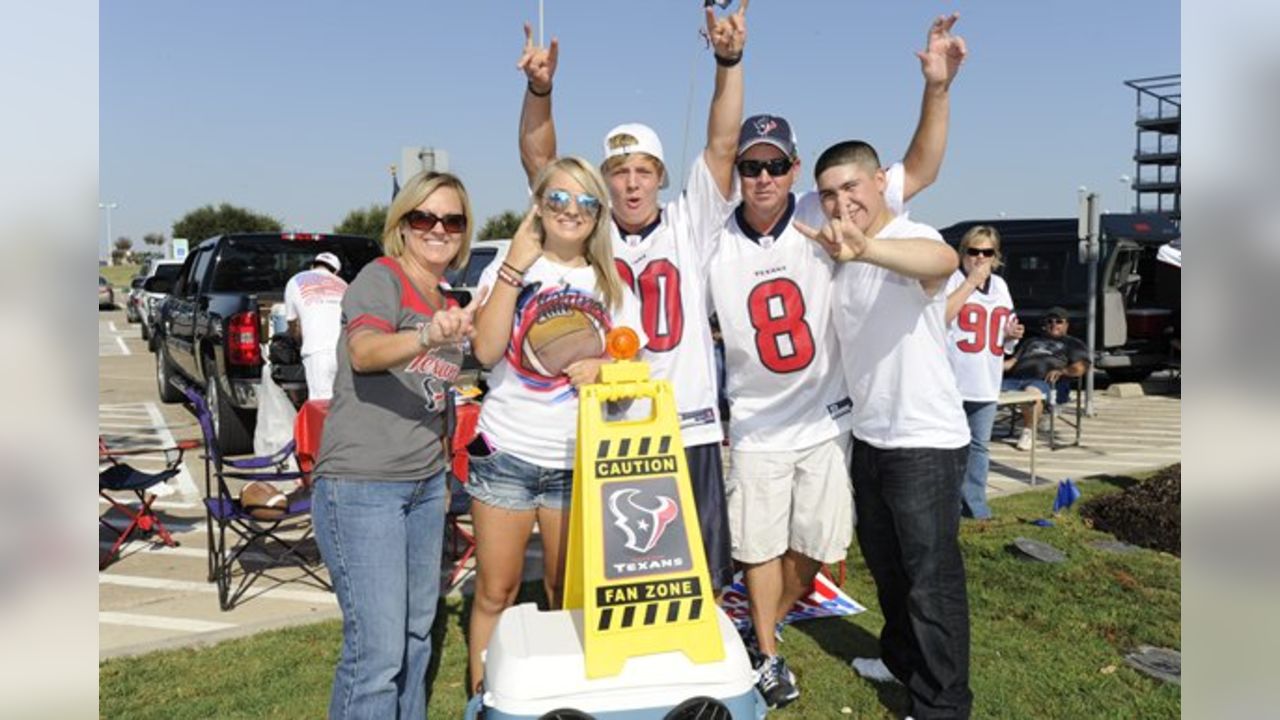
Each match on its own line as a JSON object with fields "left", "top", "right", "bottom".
{"left": 465, "top": 156, "right": 645, "bottom": 694}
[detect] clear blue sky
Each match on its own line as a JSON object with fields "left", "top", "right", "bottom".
{"left": 100, "top": 1, "right": 1179, "bottom": 257}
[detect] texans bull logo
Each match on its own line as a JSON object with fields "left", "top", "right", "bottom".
{"left": 607, "top": 488, "right": 680, "bottom": 554}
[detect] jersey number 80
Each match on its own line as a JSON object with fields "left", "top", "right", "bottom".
{"left": 615, "top": 259, "right": 683, "bottom": 352}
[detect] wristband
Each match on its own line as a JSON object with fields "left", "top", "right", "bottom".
{"left": 417, "top": 319, "right": 433, "bottom": 349}
{"left": 714, "top": 52, "right": 742, "bottom": 68}
{"left": 527, "top": 82, "right": 552, "bottom": 97}
{"left": 501, "top": 261, "right": 527, "bottom": 277}
{"left": 496, "top": 268, "right": 523, "bottom": 288}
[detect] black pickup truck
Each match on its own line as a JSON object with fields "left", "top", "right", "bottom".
{"left": 147, "top": 232, "right": 381, "bottom": 453}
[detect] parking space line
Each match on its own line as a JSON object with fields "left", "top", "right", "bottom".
{"left": 99, "top": 573, "right": 337, "bottom": 605}
{"left": 100, "top": 611, "right": 236, "bottom": 633}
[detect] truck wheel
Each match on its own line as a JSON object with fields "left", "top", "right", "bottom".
{"left": 140, "top": 320, "right": 151, "bottom": 342}
{"left": 206, "top": 376, "right": 254, "bottom": 455}
{"left": 155, "top": 345, "right": 185, "bottom": 404}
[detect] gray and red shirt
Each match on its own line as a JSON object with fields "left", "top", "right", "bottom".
{"left": 314, "top": 258, "right": 462, "bottom": 482}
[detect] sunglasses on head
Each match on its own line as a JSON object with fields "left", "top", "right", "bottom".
{"left": 737, "top": 157, "right": 794, "bottom": 178}
{"left": 403, "top": 210, "right": 466, "bottom": 234}
{"left": 543, "top": 189, "right": 602, "bottom": 217}
{"left": 966, "top": 248, "right": 996, "bottom": 257}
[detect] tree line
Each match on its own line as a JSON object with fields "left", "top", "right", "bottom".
{"left": 115, "top": 203, "right": 525, "bottom": 263}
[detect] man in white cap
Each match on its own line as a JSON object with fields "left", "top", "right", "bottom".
{"left": 514, "top": 2, "right": 748, "bottom": 597}
{"left": 284, "top": 251, "right": 348, "bottom": 400}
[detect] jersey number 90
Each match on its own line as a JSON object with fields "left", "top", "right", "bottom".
{"left": 956, "top": 304, "right": 1012, "bottom": 356}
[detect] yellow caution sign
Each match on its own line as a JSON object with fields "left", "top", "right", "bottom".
{"left": 564, "top": 329, "right": 724, "bottom": 678}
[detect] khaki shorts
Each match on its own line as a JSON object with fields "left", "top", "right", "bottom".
{"left": 726, "top": 435, "right": 854, "bottom": 564}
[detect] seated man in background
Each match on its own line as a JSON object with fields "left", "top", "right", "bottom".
{"left": 1001, "top": 306, "right": 1090, "bottom": 450}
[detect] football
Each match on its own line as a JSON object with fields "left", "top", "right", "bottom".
{"left": 240, "top": 481, "right": 289, "bottom": 520}
{"left": 521, "top": 308, "right": 606, "bottom": 377}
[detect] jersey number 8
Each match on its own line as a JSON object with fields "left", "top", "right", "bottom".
{"left": 747, "top": 279, "right": 815, "bottom": 374}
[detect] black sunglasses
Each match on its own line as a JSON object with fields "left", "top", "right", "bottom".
{"left": 737, "top": 157, "right": 794, "bottom": 178}
{"left": 966, "top": 248, "right": 996, "bottom": 257}
{"left": 403, "top": 210, "right": 466, "bottom": 234}
{"left": 1045, "top": 317, "right": 1067, "bottom": 324}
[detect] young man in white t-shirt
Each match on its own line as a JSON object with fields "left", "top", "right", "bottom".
{"left": 796, "top": 140, "right": 973, "bottom": 719}
{"left": 515, "top": 4, "right": 747, "bottom": 592}
{"left": 284, "top": 251, "right": 348, "bottom": 400}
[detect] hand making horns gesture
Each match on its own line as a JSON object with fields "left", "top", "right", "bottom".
{"left": 705, "top": 0, "right": 749, "bottom": 59}
{"left": 517, "top": 22, "right": 559, "bottom": 94}
{"left": 425, "top": 285, "right": 489, "bottom": 346}
{"left": 794, "top": 201, "right": 870, "bottom": 264}
{"left": 917, "top": 12, "right": 967, "bottom": 88}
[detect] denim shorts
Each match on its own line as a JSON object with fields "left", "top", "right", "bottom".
{"left": 466, "top": 446, "right": 573, "bottom": 511}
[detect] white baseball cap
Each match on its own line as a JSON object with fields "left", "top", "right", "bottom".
{"left": 602, "top": 123, "right": 669, "bottom": 188}
{"left": 313, "top": 252, "right": 341, "bottom": 273}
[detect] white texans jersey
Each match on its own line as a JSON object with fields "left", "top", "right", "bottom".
{"left": 612, "top": 154, "right": 736, "bottom": 448}
{"left": 945, "top": 272, "right": 1016, "bottom": 403}
{"left": 707, "top": 194, "right": 852, "bottom": 452}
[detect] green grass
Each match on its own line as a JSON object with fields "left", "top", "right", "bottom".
{"left": 100, "top": 475, "right": 1180, "bottom": 719}
{"left": 101, "top": 263, "right": 142, "bottom": 288}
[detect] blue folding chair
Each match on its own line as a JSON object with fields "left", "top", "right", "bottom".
{"left": 182, "top": 385, "right": 331, "bottom": 610}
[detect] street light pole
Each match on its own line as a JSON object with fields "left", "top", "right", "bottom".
{"left": 98, "top": 201, "right": 118, "bottom": 266}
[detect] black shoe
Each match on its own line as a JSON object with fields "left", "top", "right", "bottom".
{"left": 755, "top": 655, "right": 799, "bottom": 709}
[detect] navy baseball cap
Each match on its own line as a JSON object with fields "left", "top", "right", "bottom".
{"left": 737, "top": 114, "right": 798, "bottom": 159}
{"left": 1044, "top": 306, "right": 1070, "bottom": 320}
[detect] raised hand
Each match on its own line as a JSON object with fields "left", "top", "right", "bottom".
{"left": 517, "top": 22, "right": 559, "bottom": 94}
{"left": 916, "top": 13, "right": 967, "bottom": 88}
{"left": 794, "top": 203, "right": 868, "bottom": 263}
{"left": 705, "top": 0, "right": 748, "bottom": 59}
{"left": 507, "top": 205, "right": 544, "bottom": 271}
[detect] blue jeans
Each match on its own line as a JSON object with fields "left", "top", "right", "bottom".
{"left": 852, "top": 439, "right": 972, "bottom": 719}
{"left": 312, "top": 474, "right": 447, "bottom": 720}
{"left": 960, "top": 402, "right": 996, "bottom": 520}
{"left": 466, "top": 447, "right": 572, "bottom": 511}
{"left": 1001, "top": 377, "right": 1070, "bottom": 406}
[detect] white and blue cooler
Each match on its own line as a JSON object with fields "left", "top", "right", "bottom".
{"left": 464, "top": 603, "right": 765, "bottom": 719}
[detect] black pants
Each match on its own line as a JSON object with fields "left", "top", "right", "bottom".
{"left": 852, "top": 438, "right": 973, "bottom": 720}
{"left": 686, "top": 442, "right": 734, "bottom": 592}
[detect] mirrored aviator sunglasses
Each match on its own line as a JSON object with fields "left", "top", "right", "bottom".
{"left": 404, "top": 210, "right": 466, "bottom": 234}
{"left": 543, "top": 189, "right": 602, "bottom": 217}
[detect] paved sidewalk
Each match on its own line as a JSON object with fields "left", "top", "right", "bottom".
{"left": 985, "top": 382, "right": 1181, "bottom": 499}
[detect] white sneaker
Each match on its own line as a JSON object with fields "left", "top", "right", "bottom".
{"left": 1016, "top": 428, "right": 1034, "bottom": 451}
{"left": 851, "top": 657, "right": 901, "bottom": 685}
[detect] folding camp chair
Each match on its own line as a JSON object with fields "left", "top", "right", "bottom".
{"left": 99, "top": 436, "right": 200, "bottom": 569}
{"left": 182, "top": 385, "right": 331, "bottom": 610}
{"left": 444, "top": 395, "right": 481, "bottom": 589}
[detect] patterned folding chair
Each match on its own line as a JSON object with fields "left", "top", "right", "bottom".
{"left": 182, "top": 385, "right": 331, "bottom": 610}
{"left": 99, "top": 436, "right": 200, "bottom": 569}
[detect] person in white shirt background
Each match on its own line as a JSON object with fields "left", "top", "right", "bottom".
{"left": 943, "top": 226, "right": 1025, "bottom": 519}
{"left": 284, "top": 251, "right": 348, "bottom": 400}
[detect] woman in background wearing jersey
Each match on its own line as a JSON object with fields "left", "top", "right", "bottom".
{"left": 311, "top": 171, "right": 478, "bottom": 719}
{"left": 465, "top": 156, "right": 644, "bottom": 694}
{"left": 944, "top": 226, "right": 1024, "bottom": 519}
